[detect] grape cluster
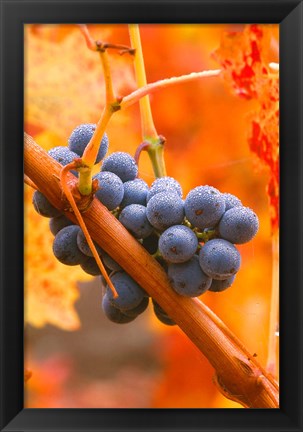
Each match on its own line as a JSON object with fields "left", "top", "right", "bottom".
{"left": 32, "top": 123, "right": 259, "bottom": 327}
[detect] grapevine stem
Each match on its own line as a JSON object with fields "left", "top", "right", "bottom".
{"left": 147, "top": 139, "right": 167, "bottom": 178}
{"left": 60, "top": 162, "right": 118, "bottom": 298}
{"left": 78, "top": 25, "right": 221, "bottom": 183}
{"left": 78, "top": 25, "right": 119, "bottom": 195}
{"left": 128, "top": 24, "right": 158, "bottom": 141}
{"left": 81, "top": 106, "right": 115, "bottom": 169}
{"left": 78, "top": 25, "right": 135, "bottom": 55}
{"left": 128, "top": 25, "right": 166, "bottom": 178}
{"left": 99, "top": 49, "right": 116, "bottom": 105}
{"left": 267, "top": 229, "right": 279, "bottom": 378}
{"left": 78, "top": 24, "right": 97, "bottom": 51}
{"left": 24, "top": 175, "right": 39, "bottom": 190}
{"left": 121, "top": 69, "right": 221, "bottom": 110}
{"left": 134, "top": 141, "right": 150, "bottom": 164}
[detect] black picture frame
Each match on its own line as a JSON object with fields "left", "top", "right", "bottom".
{"left": 0, "top": 0, "right": 302, "bottom": 431}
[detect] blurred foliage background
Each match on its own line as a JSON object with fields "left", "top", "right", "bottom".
{"left": 24, "top": 23, "right": 279, "bottom": 408}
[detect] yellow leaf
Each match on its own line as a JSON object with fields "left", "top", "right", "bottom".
{"left": 24, "top": 185, "right": 93, "bottom": 330}
{"left": 24, "top": 25, "right": 136, "bottom": 139}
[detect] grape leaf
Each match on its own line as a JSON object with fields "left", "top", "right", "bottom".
{"left": 248, "top": 75, "right": 279, "bottom": 232}
{"left": 213, "top": 25, "right": 279, "bottom": 232}
{"left": 212, "top": 25, "right": 271, "bottom": 100}
{"left": 25, "top": 185, "right": 93, "bottom": 330}
{"left": 24, "top": 25, "right": 136, "bottom": 139}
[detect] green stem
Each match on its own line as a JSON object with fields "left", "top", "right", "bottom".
{"left": 77, "top": 168, "right": 93, "bottom": 196}
{"left": 194, "top": 228, "right": 217, "bottom": 242}
{"left": 147, "top": 138, "right": 167, "bottom": 178}
{"left": 99, "top": 49, "right": 116, "bottom": 105}
{"left": 152, "top": 249, "right": 162, "bottom": 259}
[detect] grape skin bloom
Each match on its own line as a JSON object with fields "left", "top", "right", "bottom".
{"left": 48, "top": 146, "right": 79, "bottom": 176}
{"left": 120, "top": 178, "right": 149, "bottom": 208}
{"left": 119, "top": 204, "right": 154, "bottom": 239}
{"left": 93, "top": 171, "right": 124, "bottom": 211}
{"left": 48, "top": 146, "right": 79, "bottom": 166}
{"left": 101, "top": 152, "right": 138, "bottom": 182}
{"left": 32, "top": 190, "right": 61, "bottom": 218}
{"left": 199, "top": 239, "right": 241, "bottom": 280}
{"left": 53, "top": 225, "right": 88, "bottom": 266}
{"left": 147, "top": 176, "right": 183, "bottom": 202}
{"left": 146, "top": 191, "right": 184, "bottom": 231}
{"left": 68, "top": 123, "right": 109, "bottom": 163}
{"left": 218, "top": 206, "right": 259, "bottom": 244}
{"left": 184, "top": 185, "right": 225, "bottom": 229}
{"left": 159, "top": 225, "right": 198, "bottom": 264}
{"left": 222, "top": 192, "right": 242, "bottom": 211}
{"left": 168, "top": 256, "right": 212, "bottom": 297}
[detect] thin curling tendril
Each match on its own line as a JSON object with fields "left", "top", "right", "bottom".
{"left": 60, "top": 161, "right": 118, "bottom": 298}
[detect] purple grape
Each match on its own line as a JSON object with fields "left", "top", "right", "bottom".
{"left": 199, "top": 239, "right": 241, "bottom": 280}
{"left": 158, "top": 225, "right": 198, "bottom": 263}
{"left": 102, "top": 293, "right": 136, "bottom": 324}
{"left": 93, "top": 171, "right": 124, "bottom": 210}
{"left": 146, "top": 191, "right": 184, "bottom": 231}
{"left": 48, "top": 146, "right": 79, "bottom": 176}
{"left": 77, "top": 228, "right": 104, "bottom": 257}
{"left": 80, "top": 257, "right": 101, "bottom": 276}
{"left": 218, "top": 206, "right": 259, "bottom": 244}
{"left": 102, "top": 252, "right": 122, "bottom": 272}
{"left": 184, "top": 185, "right": 225, "bottom": 229}
{"left": 168, "top": 256, "right": 212, "bottom": 297}
{"left": 147, "top": 176, "right": 182, "bottom": 202}
{"left": 68, "top": 123, "right": 108, "bottom": 163}
{"left": 119, "top": 204, "right": 154, "bottom": 239}
{"left": 120, "top": 178, "right": 149, "bottom": 208}
{"left": 53, "top": 225, "right": 88, "bottom": 266}
{"left": 101, "top": 152, "right": 138, "bottom": 182}
{"left": 209, "top": 275, "right": 236, "bottom": 292}
{"left": 32, "top": 190, "right": 61, "bottom": 218}
{"left": 222, "top": 193, "right": 242, "bottom": 211}
{"left": 106, "top": 271, "right": 146, "bottom": 311}
{"left": 152, "top": 300, "right": 176, "bottom": 326}
{"left": 49, "top": 215, "right": 74, "bottom": 235}
{"left": 123, "top": 297, "right": 149, "bottom": 317}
